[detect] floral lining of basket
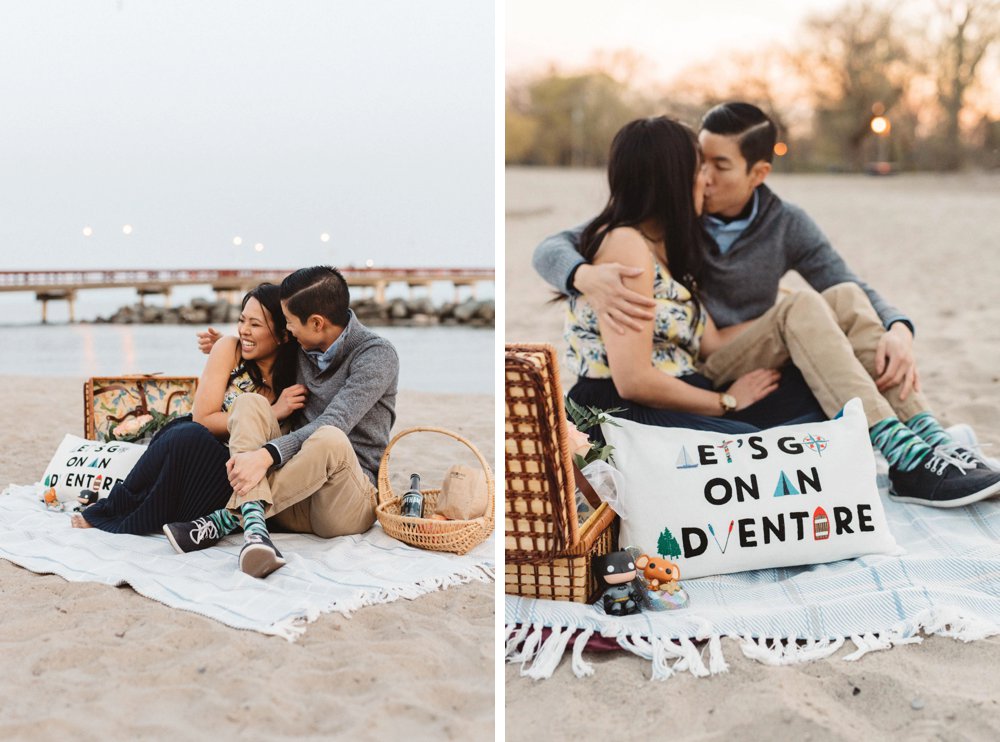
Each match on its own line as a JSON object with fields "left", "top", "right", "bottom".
{"left": 84, "top": 374, "right": 199, "bottom": 443}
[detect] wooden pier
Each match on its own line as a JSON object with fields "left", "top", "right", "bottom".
{"left": 0, "top": 268, "right": 494, "bottom": 323}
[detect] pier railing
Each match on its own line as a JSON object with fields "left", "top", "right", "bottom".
{"left": 0, "top": 267, "right": 494, "bottom": 322}
{"left": 0, "top": 267, "right": 493, "bottom": 291}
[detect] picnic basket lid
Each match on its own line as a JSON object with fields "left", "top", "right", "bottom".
{"left": 504, "top": 343, "right": 581, "bottom": 562}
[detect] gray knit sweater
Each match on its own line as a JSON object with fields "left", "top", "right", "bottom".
{"left": 269, "top": 313, "right": 398, "bottom": 483}
{"left": 532, "top": 184, "right": 912, "bottom": 332}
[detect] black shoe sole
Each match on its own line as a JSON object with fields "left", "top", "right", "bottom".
{"left": 888, "top": 478, "right": 1000, "bottom": 508}
{"left": 162, "top": 523, "right": 221, "bottom": 554}
{"left": 162, "top": 524, "right": 187, "bottom": 554}
{"left": 239, "top": 543, "right": 287, "bottom": 578}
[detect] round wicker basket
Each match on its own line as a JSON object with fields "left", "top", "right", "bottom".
{"left": 375, "top": 426, "right": 494, "bottom": 555}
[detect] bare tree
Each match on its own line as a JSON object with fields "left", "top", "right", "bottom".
{"left": 931, "top": 0, "right": 1000, "bottom": 169}
{"left": 666, "top": 47, "right": 809, "bottom": 156}
{"left": 794, "top": 1, "right": 918, "bottom": 170}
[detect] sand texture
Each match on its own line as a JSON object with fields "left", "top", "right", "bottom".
{"left": 0, "top": 380, "right": 494, "bottom": 741}
{"left": 505, "top": 167, "right": 1000, "bottom": 740}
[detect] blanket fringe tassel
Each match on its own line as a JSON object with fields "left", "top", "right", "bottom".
{"left": 267, "top": 562, "right": 494, "bottom": 641}
{"left": 504, "top": 605, "right": 1000, "bottom": 680}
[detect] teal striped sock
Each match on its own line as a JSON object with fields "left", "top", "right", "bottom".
{"left": 906, "top": 411, "right": 954, "bottom": 448}
{"left": 870, "top": 417, "right": 933, "bottom": 472}
{"left": 240, "top": 501, "right": 269, "bottom": 539}
{"left": 207, "top": 508, "right": 240, "bottom": 536}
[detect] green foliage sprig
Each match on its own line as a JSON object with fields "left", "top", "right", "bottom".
{"left": 564, "top": 396, "right": 625, "bottom": 469}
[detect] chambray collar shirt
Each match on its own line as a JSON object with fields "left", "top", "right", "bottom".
{"left": 304, "top": 311, "right": 353, "bottom": 372}
{"left": 704, "top": 190, "right": 759, "bottom": 254}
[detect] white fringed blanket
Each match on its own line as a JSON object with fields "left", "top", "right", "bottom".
{"left": 506, "top": 429, "right": 1000, "bottom": 680}
{"left": 1, "top": 484, "right": 494, "bottom": 640}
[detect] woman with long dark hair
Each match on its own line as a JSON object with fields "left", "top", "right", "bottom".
{"left": 566, "top": 116, "right": 1000, "bottom": 506}
{"left": 70, "top": 283, "right": 306, "bottom": 533}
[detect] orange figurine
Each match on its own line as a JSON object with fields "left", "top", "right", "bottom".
{"left": 634, "top": 553, "right": 681, "bottom": 591}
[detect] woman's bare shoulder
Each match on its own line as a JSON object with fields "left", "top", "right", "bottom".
{"left": 204, "top": 334, "right": 241, "bottom": 372}
{"left": 594, "top": 226, "right": 653, "bottom": 268}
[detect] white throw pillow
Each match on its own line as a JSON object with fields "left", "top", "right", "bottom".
{"left": 40, "top": 434, "right": 147, "bottom": 504}
{"left": 601, "top": 398, "right": 899, "bottom": 579}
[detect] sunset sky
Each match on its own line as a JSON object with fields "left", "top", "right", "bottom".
{"left": 506, "top": 0, "right": 842, "bottom": 83}
{"left": 507, "top": 0, "right": 999, "bottom": 118}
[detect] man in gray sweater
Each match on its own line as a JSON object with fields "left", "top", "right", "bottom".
{"left": 165, "top": 266, "right": 399, "bottom": 577}
{"left": 533, "top": 101, "right": 920, "bottom": 401}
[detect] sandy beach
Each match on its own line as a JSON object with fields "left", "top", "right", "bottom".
{"left": 505, "top": 167, "right": 1000, "bottom": 739}
{"left": 0, "top": 379, "right": 494, "bottom": 741}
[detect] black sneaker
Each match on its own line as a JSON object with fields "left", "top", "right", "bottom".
{"left": 239, "top": 533, "right": 286, "bottom": 578}
{"left": 935, "top": 442, "right": 998, "bottom": 472}
{"left": 163, "top": 517, "right": 223, "bottom": 554}
{"left": 889, "top": 454, "right": 1000, "bottom": 508}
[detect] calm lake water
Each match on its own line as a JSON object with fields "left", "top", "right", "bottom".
{"left": 0, "top": 323, "right": 494, "bottom": 395}
{"left": 0, "top": 286, "right": 494, "bottom": 394}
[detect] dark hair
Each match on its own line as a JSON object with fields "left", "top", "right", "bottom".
{"left": 700, "top": 102, "right": 777, "bottom": 171}
{"left": 240, "top": 283, "right": 297, "bottom": 396}
{"left": 280, "top": 266, "right": 351, "bottom": 326}
{"left": 577, "top": 116, "right": 703, "bottom": 293}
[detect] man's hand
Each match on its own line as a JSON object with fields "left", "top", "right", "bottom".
{"left": 573, "top": 263, "right": 656, "bottom": 334}
{"left": 875, "top": 323, "right": 921, "bottom": 401}
{"left": 197, "top": 327, "right": 223, "bottom": 355}
{"left": 226, "top": 449, "right": 273, "bottom": 499}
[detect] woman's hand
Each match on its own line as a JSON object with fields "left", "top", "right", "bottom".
{"left": 726, "top": 369, "right": 781, "bottom": 411}
{"left": 271, "top": 384, "right": 308, "bottom": 421}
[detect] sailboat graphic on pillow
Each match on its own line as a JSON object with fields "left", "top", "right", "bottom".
{"left": 675, "top": 446, "right": 698, "bottom": 469}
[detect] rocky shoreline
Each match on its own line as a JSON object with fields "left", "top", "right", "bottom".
{"left": 90, "top": 296, "right": 495, "bottom": 328}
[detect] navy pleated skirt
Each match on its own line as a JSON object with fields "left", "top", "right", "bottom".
{"left": 81, "top": 416, "right": 233, "bottom": 535}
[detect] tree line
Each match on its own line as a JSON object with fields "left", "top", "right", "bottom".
{"left": 507, "top": 0, "right": 1000, "bottom": 172}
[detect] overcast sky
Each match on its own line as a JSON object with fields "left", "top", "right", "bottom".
{"left": 0, "top": 0, "right": 494, "bottom": 270}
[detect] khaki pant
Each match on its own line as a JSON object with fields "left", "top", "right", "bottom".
{"left": 701, "top": 282, "right": 929, "bottom": 427}
{"left": 225, "top": 394, "right": 377, "bottom": 538}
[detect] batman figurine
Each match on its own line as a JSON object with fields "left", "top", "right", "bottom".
{"left": 592, "top": 550, "right": 645, "bottom": 616}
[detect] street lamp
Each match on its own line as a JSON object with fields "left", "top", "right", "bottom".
{"left": 870, "top": 115, "right": 891, "bottom": 174}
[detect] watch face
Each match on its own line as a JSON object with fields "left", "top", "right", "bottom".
{"left": 722, "top": 394, "right": 737, "bottom": 411}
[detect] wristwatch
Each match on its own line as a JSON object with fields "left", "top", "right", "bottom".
{"left": 718, "top": 393, "right": 737, "bottom": 414}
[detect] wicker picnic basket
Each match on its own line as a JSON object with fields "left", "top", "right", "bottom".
{"left": 505, "top": 343, "right": 616, "bottom": 603}
{"left": 84, "top": 375, "right": 199, "bottom": 441}
{"left": 375, "top": 426, "right": 494, "bottom": 555}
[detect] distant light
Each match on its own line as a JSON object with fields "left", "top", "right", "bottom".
{"left": 254, "top": 243, "right": 264, "bottom": 252}
{"left": 82, "top": 226, "right": 93, "bottom": 237}
{"left": 871, "top": 116, "right": 890, "bottom": 135}
{"left": 233, "top": 236, "right": 243, "bottom": 246}
{"left": 774, "top": 142, "right": 788, "bottom": 157}
{"left": 871, "top": 102, "right": 886, "bottom": 116}
{"left": 320, "top": 233, "right": 330, "bottom": 243}
{"left": 122, "top": 224, "right": 133, "bottom": 235}
{"left": 365, "top": 259, "right": 374, "bottom": 268}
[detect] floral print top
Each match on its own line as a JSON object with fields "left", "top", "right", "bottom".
{"left": 565, "top": 260, "right": 705, "bottom": 379}
{"left": 221, "top": 363, "right": 257, "bottom": 412}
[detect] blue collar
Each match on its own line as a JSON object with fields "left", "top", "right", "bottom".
{"left": 704, "top": 190, "right": 759, "bottom": 254}
{"left": 304, "top": 311, "right": 353, "bottom": 371}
